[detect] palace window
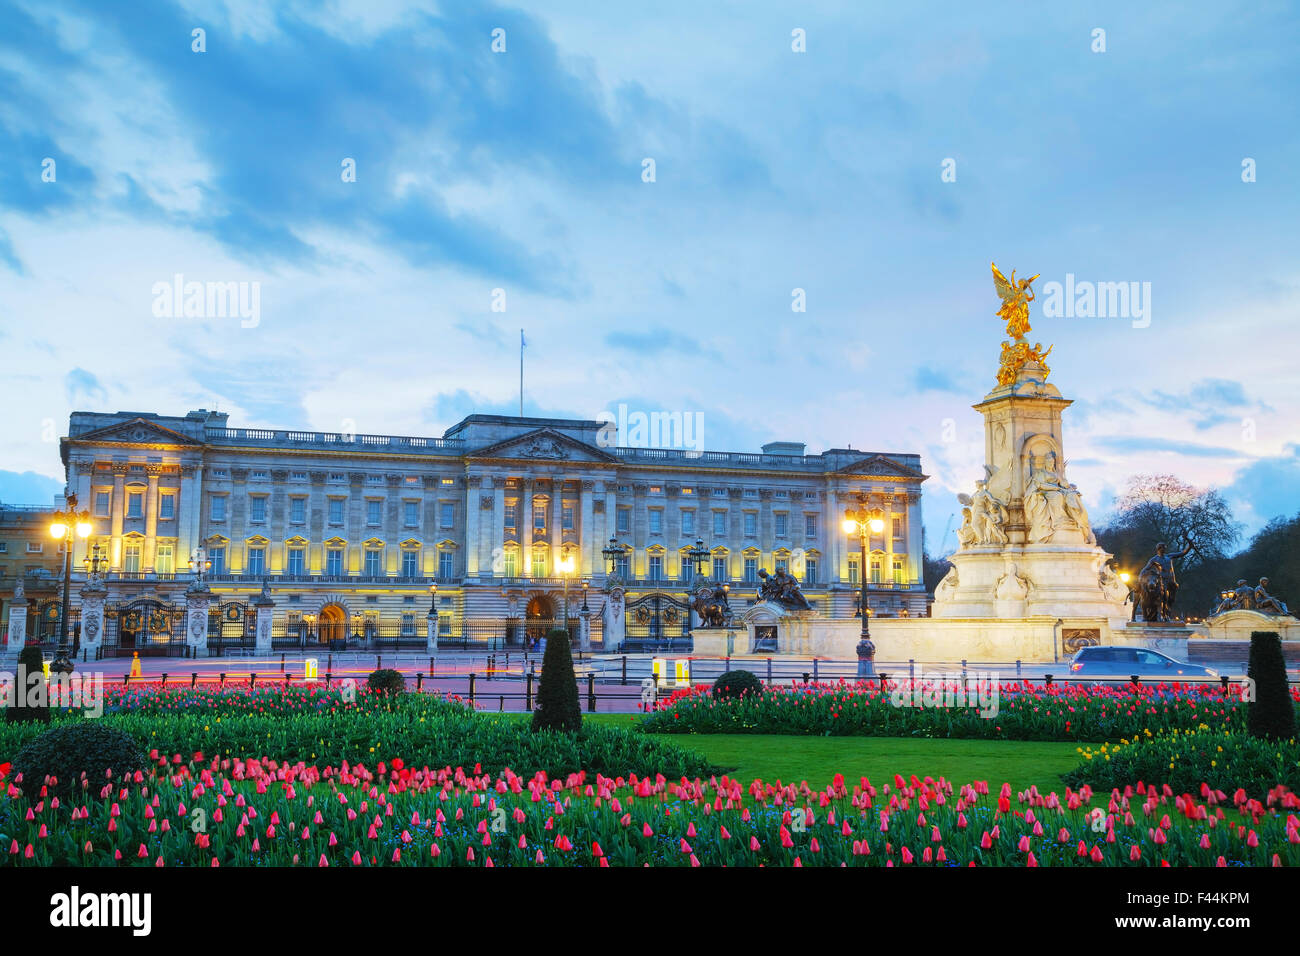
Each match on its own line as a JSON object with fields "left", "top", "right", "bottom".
{"left": 439, "top": 613, "right": 452, "bottom": 637}
{"left": 404, "top": 501, "right": 419, "bottom": 527}
{"left": 247, "top": 546, "right": 266, "bottom": 577}
{"left": 364, "top": 549, "right": 383, "bottom": 576}
{"left": 713, "top": 511, "right": 726, "bottom": 536}
{"left": 249, "top": 496, "right": 267, "bottom": 523}
{"left": 616, "top": 507, "right": 630, "bottom": 534}
{"left": 401, "top": 550, "right": 419, "bottom": 578}
{"left": 870, "top": 558, "right": 882, "bottom": 584}
{"left": 531, "top": 549, "right": 548, "bottom": 577}
{"left": 366, "top": 500, "right": 382, "bottom": 525}
{"left": 648, "top": 555, "right": 663, "bottom": 579}
{"left": 775, "top": 557, "right": 788, "bottom": 574}
{"left": 504, "top": 501, "right": 517, "bottom": 529}
{"left": 893, "top": 517, "right": 904, "bottom": 538}
{"left": 440, "top": 503, "right": 455, "bottom": 528}
{"left": 744, "top": 489, "right": 758, "bottom": 498}
{"left": 251, "top": 470, "right": 268, "bottom": 480}
{"left": 848, "top": 556, "right": 860, "bottom": 584}
{"left": 562, "top": 505, "right": 574, "bottom": 530}
{"left": 648, "top": 510, "right": 663, "bottom": 534}
{"left": 325, "top": 549, "right": 343, "bottom": 576}
{"left": 208, "top": 546, "right": 225, "bottom": 575}
{"left": 156, "top": 544, "right": 174, "bottom": 574}
{"left": 124, "top": 545, "right": 141, "bottom": 572}
{"left": 805, "top": 514, "right": 817, "bottom": 537}
{"left": 743, "top": 557, "right": 757, "bottom": 582}
{"left": 774, "top": 513, "right": 787, "bottom": 537}
{"left": 401, "top": 613, "right": 416, "bottom": 638}
{"left": 681, "top": 510, "right": 695, "bottom": 535}
{"left": 95, "top": 491, "right": 110, "bottom": 516}
{"left": 894, "top": 559, "right": 904, "bottom": 585}
{"left": 287, "top": 547, "right": 305, "bottom": 576}
{"left": 743, "top": 513, "right": 757, "bottom": 536}
{"left": 533, "top": 502, "right": 546, "bottom": 530}
{"left": 291, "top": 471, "right": 307, "bottom": 480}
{"left": 502, "top": 550, "right": 517, "bottom": 578}
{"left": 290, "top": 497, "right": 306, "bottom": 523}
{"left": 679, "top": 555, "right": 693, "bottom": 581}
{"left": 159, "top": 493, "right": 175, "bottom": 520}
{"left": 712, "top": 556, "right": 727, "bottom": 581}
{"left": 328, "top": 498, "right": 344, "bottom": 524}
{"left": 127, "top": 492, "right": 143, "bottom": 519}
{"left": 438, "top": 550, "right": 455, "bottom": 579}
{"left": 804, "top": 558, "right": 818, "bottom": 583}
{"left": 614, "top": 553, "right": 630, "bottom": 578}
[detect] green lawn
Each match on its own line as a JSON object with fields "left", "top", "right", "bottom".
{"left": 498, "top": 714, "right": 1082, "bottom": 793}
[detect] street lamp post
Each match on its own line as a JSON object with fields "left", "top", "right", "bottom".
{"left": 49, "top": 493, "right": 93, "bottom": 675}
{"left": 601, "top": 537, "right": 624, "bottom": 580}
{"left": 843, "top": 495, "right": 885, "bottom": 678}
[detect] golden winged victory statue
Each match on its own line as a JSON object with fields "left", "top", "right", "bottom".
{"left": 991, "top": 262, "right": 1052, "bottom": 387}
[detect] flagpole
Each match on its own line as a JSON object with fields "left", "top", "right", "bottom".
{"left": 519, "top": 329, "right": 524, "bottom": 418}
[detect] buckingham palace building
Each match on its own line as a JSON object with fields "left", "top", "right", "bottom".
{"left": 44, "top": 408, "right": 928, "bottom": 655}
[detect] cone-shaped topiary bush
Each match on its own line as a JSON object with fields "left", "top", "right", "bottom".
{"left": 1247, "top": 631, "right": 1297, "bottom": 741}
{"left": 5, "top": 642, "right": 50, "bottom": 724}
{"left": 532, "top": 628, "right": 581, "bottom": 732}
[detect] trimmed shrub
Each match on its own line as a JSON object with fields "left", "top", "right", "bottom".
{"left": 367, "top": 669, "right": 407, "bottom": 696}
{"left": 1247, "top": 631, "right": 1297, "bottom": 741}
{"left": 5, "top": 643, "right": 50, "bottom": 725}
{"left": 711, "top": 669, "right": 764, "bottom": 701}
{"left": 532, "top": 628, "right": 581, "bottom": 733}
{"left": 11, "top": 721, "right": 146, "bottom": 797}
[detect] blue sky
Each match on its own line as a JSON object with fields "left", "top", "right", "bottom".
{"left": 1, "top": 0, "right": 1297, "bottom": 556}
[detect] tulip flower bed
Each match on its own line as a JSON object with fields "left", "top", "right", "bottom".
{"left": 93, "top": 683, "right": 396, "bottom": 717}
{"left": 2, "top": 757, "right": 1297, "bottom": 867}
{"left": 640, "top": 679, "right": 1260, "bottom": 742}
{"left": 0, "top": 695, "right": 716, "bottom": 781}
{"left": 1065, "top": 727, "right": 1300, "bottom": 799}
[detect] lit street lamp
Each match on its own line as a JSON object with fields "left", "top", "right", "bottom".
{"left": 49, "top": 493, "right": 94, "bottom": 675}
{"left": 843, "top": 495, "right": 885, "bottom": 678}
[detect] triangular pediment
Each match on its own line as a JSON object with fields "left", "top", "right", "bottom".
{"left": 833, "top": 455, "right": 927, "bottom": 480}
{"left": 469, "top": 428, "right": 617, "bottom": 463}
{"left": 72, "top": 418, "right": 202, "bottom": 447}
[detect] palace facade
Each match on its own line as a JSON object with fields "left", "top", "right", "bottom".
{"left": 43, "top": 408, "right": 927, "bottom": 652}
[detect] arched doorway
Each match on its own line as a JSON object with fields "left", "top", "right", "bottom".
{"left": 525, "top": 593, "right": 555, "bottom": 644}
{"left": 318, "top": 604, "right": 346, "bottom": 645}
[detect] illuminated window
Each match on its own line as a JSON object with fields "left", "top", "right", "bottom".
{"left": 246, "top": 546, "right": 265, "bottom": 577}
{"left": 159, "top": 493, "right": 175, "bottom": 520}
{"left": 401, "top": 550, "right": 419, "bottom": 577}
{"left": 287, "top": 547, "right": 305, "bottom": 576}
{"left": 364, "top": 549, "right": 383, "bottom": 576}
{"left": 155, "top": 544, "right": 174, "bottom": 573}
{"left": 438, "top": 550, "right": 455, "bottom": 579}
{"left": 325, "top": 549, "right": 343, "bottom": 576}
{"left": 127, "top": 492, "right": 143, "bottom": 518}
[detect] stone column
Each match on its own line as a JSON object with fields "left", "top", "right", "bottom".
{"left": 78, "top": 579, "right": 108, "bottom": 659}
{"left": 177, "top": 464, "right": 199, "bottom": 568}
{"left": 426, "top": 608, "right": 439, "bottom": 654}
{"left": 110, "top": 463, "right": 128, "bottom": 569}
{"left": 580, "top": 479, "right": 596, "bottom": 575}
{"left": 492, "top": 477, "right": 506, "bottom": 577}
{"left": 551, "top": 483, "right": 563, "bottom": 574}
{"left": 73, "top": 461, "right": 94, "bottom": 568}
{"left": 905, "top": 491, "right": 924, "bottom": 587}
{"left": 464, "top": 475, "right": 481, "bottom": 576}
{"left": 884, "top": 493, "right": 896, "bottom": 591}
{"left": 579, "top": 603, "right": 592, "bottom": 654}
{"left": 183, "top": 580, "right": 212, "bottom": 657}
{"left": 143, "top": 465, "right": 162, "bottom": 570}
{"left": 522, "top": 479, "right": 535, "bottom": 576}
{"left": 251, "top": 586, "right": 275, "bottom": 654}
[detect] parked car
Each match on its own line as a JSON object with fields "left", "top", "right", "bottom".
{"left": 1067, "top": 645, "right": 1218, "bottom": 682}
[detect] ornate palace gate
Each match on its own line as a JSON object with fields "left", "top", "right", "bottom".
{"left": 623, "top": 592, "right": 692, "bottom": 653}
{"left": 102, "top": 598, "right": 187, "bottom": 658}
{"left": 208, "top": 601, "right": 255, "bottom": 655}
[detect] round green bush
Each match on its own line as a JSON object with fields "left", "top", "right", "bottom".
{"left": 711, "top": 669, "right": 764, "bottom": 701}
{"left": 366, "top": 669, "right": 407, "bottom": 696}
{"left": 5, "top": 643, "right": 50, "bottom": 725}
{"left": 11, "top": 722, "right": 146, "bottom": 797}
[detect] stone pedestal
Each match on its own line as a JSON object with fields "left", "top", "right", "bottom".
{"left": 5, "top": 597, "right": 28, "bottom": 654}
{"left": 426, "top": 612, "right": 439, "bottom": 654}
{"left": 1195, "top": 609, "right": 1300, "bottom": 642}
{"left": 739, "top": 602, "right": 820, "bottom": 654}
{"left": 251, "top": 589, "right": 275, "bottom": 655}
{"left": 183, "top": 580, "right": 212, "bottom": 657}
{"left": 601, "top": 585, "right": 625, "bottom": 652}
{"left": 79, "top": 580, "right": 108, "bottom": 658}
{"left": 578, "top": 608, "right": 592, "bottom": 654}
{"left": 933, "top": 368, "right": 1127, "bottom": 627}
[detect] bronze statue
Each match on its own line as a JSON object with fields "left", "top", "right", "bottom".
{"left": 1254, "top": 577, "right": 1289, "bottom": 615}
{"left": 692, "top": 584, "right": 732, "bottom": 628}
{"left": 757, "top": 567, "right": 812, "bottom": 611}
{"left": 1138, "top": 541, "right": 1193, "bottom": 622}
